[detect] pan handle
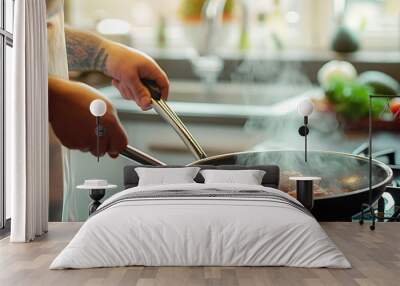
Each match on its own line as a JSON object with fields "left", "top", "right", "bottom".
{"left": 142, "top": 79, "right": 208, "bottom": 160}
{"left": 120, "top": 145, "right": 166, "bottom": 166}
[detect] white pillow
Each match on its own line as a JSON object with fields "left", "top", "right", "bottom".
{"left": 135, "top": 167, "right": 201, "bottom": 186}
{"left": 200, "top": 169, "right": 266, "bottom": 185}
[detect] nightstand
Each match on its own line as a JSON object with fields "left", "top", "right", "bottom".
{"left": 77, "top": 180, "right": 117, "bottom": 215}
{"left": 289, "top": 177, "right": 321, "bottom": 211}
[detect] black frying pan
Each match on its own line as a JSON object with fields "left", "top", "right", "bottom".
{"left": 120, "top": 80, "right": 393, "bottom": 221}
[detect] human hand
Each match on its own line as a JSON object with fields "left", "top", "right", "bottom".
{"left": 48, "top": 76, "right": 128, "bottom": 158}
{"left": 104, "top": 43, "right": 169, "bottom": 110}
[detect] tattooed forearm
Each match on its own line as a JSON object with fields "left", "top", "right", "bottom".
{"left": 65, "top": 28, "right": 109, "bottom": 73}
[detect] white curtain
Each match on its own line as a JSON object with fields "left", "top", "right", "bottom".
{"left": 7, "top": 0, "right": 49, "bottom": 242}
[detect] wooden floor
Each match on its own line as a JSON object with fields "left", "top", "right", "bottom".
{"left": 0, "top": 222, "right": 399, "bottom": 286}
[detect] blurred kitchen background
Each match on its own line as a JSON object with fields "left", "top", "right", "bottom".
{"left": 60, "top": 0, "right": 400, "bottom": 221}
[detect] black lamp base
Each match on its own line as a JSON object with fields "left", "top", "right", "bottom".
{"left": 359, "top": 203, "right": 376, "bottom": 230}
{"left": 359, "top": 199, "right": 393, "bottom": 231}
{"left": 296, "top": 180, "right": 314, "bottom": 210}
{"left": 88, "top": 189, "right": 105, "bottom": 215}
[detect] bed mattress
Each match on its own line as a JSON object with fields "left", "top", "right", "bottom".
{"left": 50, "top": 183, "right": 351, "bottom": 269}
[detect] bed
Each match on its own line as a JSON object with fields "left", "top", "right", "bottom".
{"left": 50, "top": 165, "right": 350, "bottom": 269}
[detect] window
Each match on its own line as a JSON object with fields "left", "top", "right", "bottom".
{"left": 65, "top": 0, "right": 399, "bottom": 53}
{"left": 342, "top": 0, "right": 400, "bottom": 50}
{"left": 1, "top": 0, "right": 14, "bottom": 231}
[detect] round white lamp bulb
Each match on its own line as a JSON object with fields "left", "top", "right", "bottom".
{"left": 90, "top": 99, "right": 107, "bottom": 117}
{"left": 297, "top": 99, "right": 314, "bottom": 117}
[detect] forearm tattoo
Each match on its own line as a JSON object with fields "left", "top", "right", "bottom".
{"left": 65, "top": 28, "right": 108, "bottom": 73}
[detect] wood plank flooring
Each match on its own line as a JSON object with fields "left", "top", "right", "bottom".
{"left": 0, "top": 222, "right": 399, "bottom": 286}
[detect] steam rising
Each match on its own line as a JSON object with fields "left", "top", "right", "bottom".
{"left": 230, "top": 58, "right": 341, "bottom": 151}
{"left": 229, "top": 59, "right": 390, "bottom": 196}
{"left": 231, "top": 60, "right": 311, "bottom": 106}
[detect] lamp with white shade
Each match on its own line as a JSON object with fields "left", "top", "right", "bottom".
{"left": 77, "top": 179, "right": 117, "bottom": 215}
{"left": 297, "top": 99, "right": 314, "bottom": 162}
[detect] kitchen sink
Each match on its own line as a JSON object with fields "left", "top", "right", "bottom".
{"left": 99, "top": 81, "right": 320, "bottom": 119}
{"left": 101, "top": 80, "right": 311, "bottom": 106}
{"left": 165, "top": 81, "right": 311, "bottom": 105}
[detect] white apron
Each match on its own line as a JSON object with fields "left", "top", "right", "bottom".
{"left": 46, "top": 0, "right": 74, "bottom": 221}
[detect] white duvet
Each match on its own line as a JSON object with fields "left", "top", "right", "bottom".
{"left": 50, "top": 183, "right": 351, "bottom": 269}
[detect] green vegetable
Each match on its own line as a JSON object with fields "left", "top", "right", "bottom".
{"left": 357, "top": 71, "right": 399, "bottom": 96}
{"left": 325, "top": 77, "right": 386, "bottom": 121}
{"left": 325, "top": 76, "right": 351, "bottom": 104}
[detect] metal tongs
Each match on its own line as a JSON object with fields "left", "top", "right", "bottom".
{"left": 120, "top": 80, "right": 208, "bottom": 165}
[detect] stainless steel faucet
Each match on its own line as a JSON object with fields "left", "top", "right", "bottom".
{"left": 201, "top": 0, "right": 250, "bottom": 55}
{"left": 201, "top": 0, "right": 227, "bottom": 55}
